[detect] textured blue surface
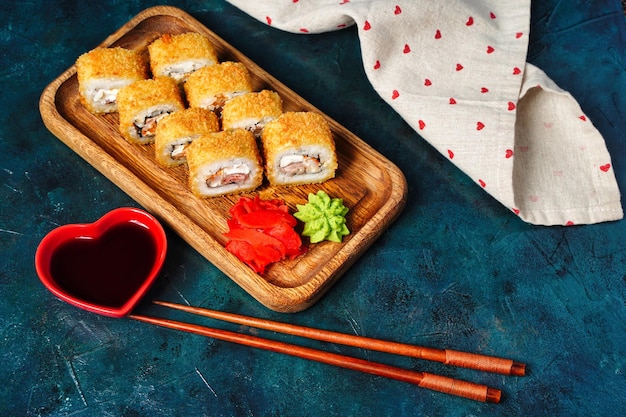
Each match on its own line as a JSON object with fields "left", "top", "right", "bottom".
{"left": 1, "top": 1, "right": 625, "bottom": 416}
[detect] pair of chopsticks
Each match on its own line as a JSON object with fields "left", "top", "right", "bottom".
{"left": 129, "top": 301, "right": 525, "bottom": 403}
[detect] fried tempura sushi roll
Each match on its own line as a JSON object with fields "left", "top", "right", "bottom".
{"left": 221, "top": 90, "right": 283, "bottom": 138}
{"left": 187, "top": 129, "right": 263, "bottom": 197}
{"left": 76, "top": 47, "right": 148, "bottom": 114}
{"left": 184, "top": 62, "right": 252, "bottom": 115}
{"left": 148, "top": 33, "right": 218, "bottom": 85}
{"left": 155, "top": 108, "right": 220, "bottom": 167}
{"left": 117, "top": 77, "right": 185, "bottom": 144}
{"left": 261, "top": 112, "right": 337, "bottom": 187}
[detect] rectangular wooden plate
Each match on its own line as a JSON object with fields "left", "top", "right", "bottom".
{"left": 39, "top": 6, "right": 407, "bottom": 312}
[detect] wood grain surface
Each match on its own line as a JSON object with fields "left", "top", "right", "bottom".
{"left": 39, "top": 6, "right": 407, "bottom": 312}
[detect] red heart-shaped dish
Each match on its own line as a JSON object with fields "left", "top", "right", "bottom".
{"left": 35, "top": 208, "right": 167, "bottom": 318}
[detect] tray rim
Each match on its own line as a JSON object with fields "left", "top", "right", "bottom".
{"left": 39, "top": 5, "right": 408, "bottom": 312}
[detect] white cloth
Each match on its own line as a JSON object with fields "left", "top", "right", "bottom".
{"left": 226, "top": 0, "right": 623, "bottom": 226}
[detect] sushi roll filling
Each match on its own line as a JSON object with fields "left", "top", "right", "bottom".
{"left": 162, "top": 61, "right": 210, "bottom": 83}
{"left": 169, "top": 139, "right": 193, "bottom": 160}
{"left": 134, "top": 109, "right": 175, "bottom": 139}
{"left": 203, "top": 92, "right": 247, "bottom": 114}
{"left": 248, "top": 122, "right": 265, "bottom": 138}
{"left": 207, "top": 163, "right": 251, "bottom": 188}
{"left": 92, "top": 87, "right": 120, "bottom": 106}
{"left": 279, "top": 154, "right": 322, "bottom": 177}
{"left": 233, "top": 117, "right": 277, "bottom": 138}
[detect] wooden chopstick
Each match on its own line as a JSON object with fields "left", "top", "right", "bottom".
{"left": 129, "top": 312, "right": 502, "bottom": 403}
{"left": 152, "top": 300, "right": 525, "bottom": 376}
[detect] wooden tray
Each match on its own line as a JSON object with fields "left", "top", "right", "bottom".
{"left": 39, "top": 6, "right": 407, "bottom": 312}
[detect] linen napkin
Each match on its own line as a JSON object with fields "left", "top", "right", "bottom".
{"left": 225, "top": 0, "right": 623, "bottom": 226}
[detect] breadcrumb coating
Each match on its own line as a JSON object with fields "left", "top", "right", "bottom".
{"left": 261, "top": 112, "right": 337, "bottom": 186}
{"left": 261, "top": 112, "right": 335, "bottom": 152}
{"left": 157, "top": 107, "right": 220, "bottom": 140}
{"left": 221, "top": 90, "right": 283, "bottom": 131}
{"left": 187, "top": 129, "right": 261, "bottom": 164}
{"left": 76, "top": 47, "right": 147, "bottom": 81}
{"left": 187, "top": 129, "right": 263, "bottom": 197}
{"left": 117, "top": 77, "right": 185, "bottom": 144}
{"left": 184, "top": 62, "right": 252, "bottom": 109}
{"left": 155, "top": 107, "right": 220, "bottom": 167}
{"left": 76, "top": 47, "right": 148, "bottom": 114}
{"left": 148, "top": 32, "right": 218, "bottom": 81}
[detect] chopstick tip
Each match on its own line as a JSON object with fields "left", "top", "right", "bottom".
{"left": 486, "top": 388, "right": 502, "bottom": 404}
{"left": 510, "top": 362, "right": 526, "bottom": 376}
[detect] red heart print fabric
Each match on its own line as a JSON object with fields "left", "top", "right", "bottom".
{"left": 226, "top": 0, "right": 623, "bottom": 226}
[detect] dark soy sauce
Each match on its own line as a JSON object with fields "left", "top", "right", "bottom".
{"left": 50, "top": 222, "right": 158, "bottom": 307}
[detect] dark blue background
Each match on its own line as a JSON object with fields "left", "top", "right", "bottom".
{"left": 1, "top": 1, "right": 625, "bottom": 415}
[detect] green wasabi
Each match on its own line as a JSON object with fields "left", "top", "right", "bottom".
{"left": 294, "top": 191, "right": 350, "bottom": 243}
